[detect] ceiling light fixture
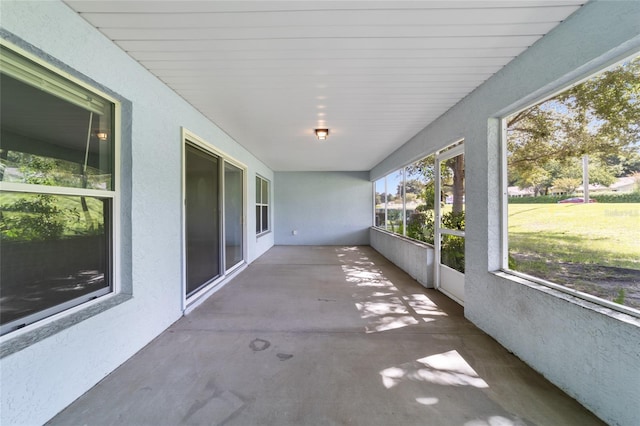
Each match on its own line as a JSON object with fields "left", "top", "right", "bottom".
{"left": 315, "top": 128, "right": 329, "bottom": 140}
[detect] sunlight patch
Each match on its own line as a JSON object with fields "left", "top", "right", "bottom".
{"left": 380, "top": 350, "right": 488, "bottom": 389}
{"left": 403, "top": 294, "right": 448, "bottom": 316}
{"left": 356, "top": 298, "right": 408, "bottom": 316}
{"left": 465, "top": 416, "right": 525, "bottom": 426}
{"left": 415, "top": 397, "right": 439, "bottom": 406}
{"left": 365, "top": 315, "right": 419, "bottom": 333}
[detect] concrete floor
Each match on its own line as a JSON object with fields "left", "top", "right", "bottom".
{"left": 49, "top": 246, "right": 604, "bottom": 426}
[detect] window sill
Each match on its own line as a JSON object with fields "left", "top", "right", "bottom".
{"left": 370, "top": 226, "right": 434, "bottom": 249}
{"left": 256, "top": 230, "right": 272, "bottom": 239}
{"left": 492, "top": 270, "right": 640, "bottom": 325}
{"left": 0, "top": 293, "right": 132, "bottom": 359}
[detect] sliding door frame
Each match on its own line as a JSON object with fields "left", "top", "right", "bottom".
{"left": 181, "top": 128, "right": 247, "bottom": 310}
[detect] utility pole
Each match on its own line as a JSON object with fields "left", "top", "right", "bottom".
{"left": 582, "top": 155, "right": 589, "bottom": 203}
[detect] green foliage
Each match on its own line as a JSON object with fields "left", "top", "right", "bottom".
{"left": 439, "top": 211, "right": 465, "bottom": 273}
{"left": 441, "top": 210, "right": 465, "bottom": 230}
{"left": 441, "top": 235, "right": 465, "bottom": 273}
{"left": 19, "top": 155, "right": 56, "bottom": 186}
{"left": 1, "top": 194, "right": 64, "bottom": 240}
{"left": 508, "top": 192, "right": 640, "bottom": 203}
{"left": 406, "top": 209, "right": 465, "bottom": 273}
{"left": 592, "top": 192, "right": 640, "bottom": 203}
{"left": 613, "top": 288, "right": 626, "bottom": 305}
{"left": 422, "top": 184, "right": 437, "bottom": 210}
{"left": 508, "top": 195, "right": 566, "bottom": 204}
{"left": 407, "top": 209, "right": 435, "bottom": 244}
{"left": 606, "top": 152, "right": 640, "bottom": 177}
{"left": 508, "top": 56, "right": 640, "bottom": 195}
{"left": 389, "top": 221, "right": 404, "bottom": 235}
{"left": 552, "top": 177, "right": 581, "bottom": 194}
{"left": 397, "top": 179, "right": 425, "bottom": 197}
{"left": 1, "top": 194, "right": 102, "bottom": 242}
{"left": 405, "top": 154, "right": 437, "bottom": 182}
{"left": 0, "top": 150, "right": 104, "bottom": 241}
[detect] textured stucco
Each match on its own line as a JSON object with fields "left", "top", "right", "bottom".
{"left": 370, "top": 228, "right": 433, "bottom": 288}
{"left": 370, "top": 2, "right": 640, "bottom": 425}
{"left": 274, "top": 172, "right": 371, "bottom": 245}
{"left": 0, "top": 1, "right": 274, "bottom": 424}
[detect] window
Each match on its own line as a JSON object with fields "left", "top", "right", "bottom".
{"left": 405, "top": 154, "right": 437, "bottom": 245}
{"left": 0, "top": 44, "right": 118, "bottom": 335}
{"left": 388, "top": 169, "right": 405, "bottom": 236}
{"left": 256, "top": 175, "right": 270, "bottom": 234}
{"left": 503, "top": 54, "right": 639, "bottom": 315}
{"left": 373, "top": 154, "right": 437, "bottom": 245}
{"left": 375, "top": 172, "right": 404, "bottom": 234}
{"left": 374, "top": 177, "right": 387, "bottom": 228}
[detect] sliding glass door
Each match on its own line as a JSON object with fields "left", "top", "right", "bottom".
{"left": 185, "top": 144, "right": 220, "bottom": 296}
{"left": 224, "top": 162, "right": 243, "bottom": 270}
{"left": 184, "top": 133, "right": 246, "bottom": 303}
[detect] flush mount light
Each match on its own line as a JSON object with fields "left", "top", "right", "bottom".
{"left": 95, "top": 131, "right": 108, "bottom": 141}
{"left": 315, "top": 128, "right": 329, "bottom": 140}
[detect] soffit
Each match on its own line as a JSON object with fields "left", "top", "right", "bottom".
{"left": 64, "top": 1, "right": 583, "bottom": 171}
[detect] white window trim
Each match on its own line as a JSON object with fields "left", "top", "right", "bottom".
{"left": 256, "top": 174, "right": 271, "bottom": 236}
{"left": 373, "top": 176, "right": 388, "bottom": 230}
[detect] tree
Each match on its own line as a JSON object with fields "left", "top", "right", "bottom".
{"left": 552, "top": 177, "right": 581, "bottom": 195}
{"left": 398, "top": 179, "right": 425, "bottom": 197}
{"left": 445, "top": 155, "right": 465, "bottom": 214}
{"left": 604, "top": 151, "right": 640, "bottom": 177}
{"left": 507, "top": 56, "right": 640, "bottom": 191}
{"left": 515, "top": 166, "right": 551, "bottom": 196}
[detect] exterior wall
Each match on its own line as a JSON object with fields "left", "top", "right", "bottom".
{"left": 274, "top": 172, "right": 371, "bottom": 245}
{"left": 0, "top": 1, "right": 274, "bottom": 425}
{"left": 370, "top": 2, "right": 640, "bottom": 425}
{"left": 370, "top": 228, "right": 433, "bottom": 288}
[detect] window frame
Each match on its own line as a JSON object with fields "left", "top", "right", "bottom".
{"left": 255, "top": 174, "right": 270, "bottom": 236}
{"left": 0, "top": 41, "right": 122, "bottom": 336}
{"left": 373, "top": 176, "right": 388, "bottom": 229}
{"left": 374, "top": 170, "right": 407, "bottom": 236}
{"left": 373, "top": 153, "right": 438, "bottom": 245}
{"left": 499, "top": 53, "right": 640, "bottom": 318}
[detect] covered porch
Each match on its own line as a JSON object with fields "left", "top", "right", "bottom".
{"left": 49, "top": 246, "right": 602, "bottom": 425}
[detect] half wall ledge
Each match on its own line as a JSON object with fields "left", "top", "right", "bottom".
{"left": 370, "top": 227, "right": 434, "bottom": 288}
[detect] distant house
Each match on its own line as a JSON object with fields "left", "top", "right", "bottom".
{"left": 507, "top": 186, "right": 535, "bottom": 197}
{"left": 575, "top": 183, "right": 609, "bottom": 194}
{"left": 609, "top": 176, "right": 637, "bottom": 192}
{"left": 509, "top": 175, "right": 638, "bottom": 198}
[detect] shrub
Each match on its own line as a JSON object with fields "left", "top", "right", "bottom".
{"left": 591, "top": 192, "right": 640, "bottom": 203}
{"left": 508, "top": 192, "right": 640, "bottom": 204}
{"left": 407, "top": 209, "right": 435, "bottom": 244}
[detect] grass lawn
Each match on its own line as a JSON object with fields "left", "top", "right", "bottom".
{"left": 508, "top": 203, "right": 640, "bottom": 308}
{"left": 508, "top": 203, "right": 639, "bottom": 269}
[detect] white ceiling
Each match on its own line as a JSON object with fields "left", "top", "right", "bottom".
{"left": 65, "top": 1, "right": 583, "bottom": 171}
